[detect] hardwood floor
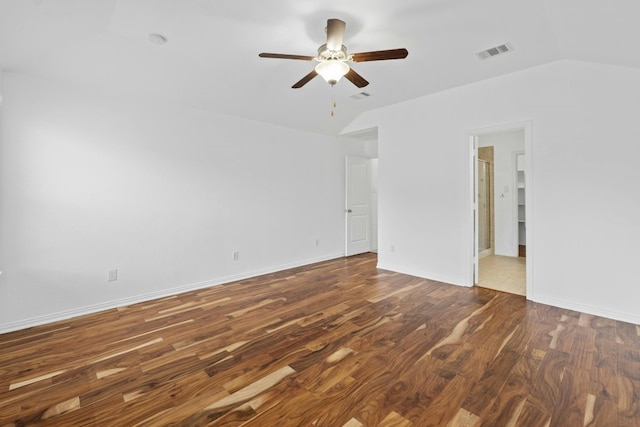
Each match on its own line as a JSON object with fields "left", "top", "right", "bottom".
{"left": 1, "top": 253, "right": 638, "bottom": 426}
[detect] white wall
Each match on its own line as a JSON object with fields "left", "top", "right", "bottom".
{"left": 341, "top": 137, "right": 378, "bottom": 159}
{"left": 0, "top": 73, "right": 345, "bottom": 332}
{"left": 478, "top": 130, "right": 524, "bottom": 256}
{"left": 343, "top": 60, "right": 640, "bottom": 324}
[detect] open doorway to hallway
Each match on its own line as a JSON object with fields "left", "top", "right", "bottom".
{"left": 341, "top": 128, "right": 379, "bottom": 257}
{"left": 473, "top": 126, "right": 528, "bottom": 296}
{"left": 478, "top": 254, "right": 526, "bottom": 295}
{"left": 345, "top": 156, "right": 378, "bottom": 256}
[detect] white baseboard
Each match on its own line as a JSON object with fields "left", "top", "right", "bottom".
{"left": 377, "top": 263, "right": 639, "bottom": 326}
{"left": 375, "top": 262, "right": 470, "bottom": 288}
{"left": 0, "top": 252, "right": 344, "bottom": 334}
{"left": 530, "top": 295, "right": 640, "bottom": 326}
{"left": 6, "top": 253, "right": 635, "bottom": 335}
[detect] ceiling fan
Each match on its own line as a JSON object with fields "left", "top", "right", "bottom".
{"left": 259, "top": 18, "right": 408, "bottom": 88}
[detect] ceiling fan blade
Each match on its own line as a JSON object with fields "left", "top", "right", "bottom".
{"left": 292, "top": 70, "right": 318, "bottom": 88}
{"left": 351, "top": 48, "right": 409, "bottom": 62}
{"left": 259, "top": 53, "right": 315, "bottom": 61}
{"left": 326, "top": 19, "right": 346, "bottom": 51}
{"left": 344, "top": 68, "right": 369, "bottom": 88}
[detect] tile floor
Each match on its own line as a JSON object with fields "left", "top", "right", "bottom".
{"left": 478, "top": 254, "right": 526, "bottom": 296}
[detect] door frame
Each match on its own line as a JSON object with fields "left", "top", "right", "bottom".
{"left": 345, "top": 155, "right": 377, "bottom": 256}
{"left": 468, "top": 120, "right": 534, "bottom": 298}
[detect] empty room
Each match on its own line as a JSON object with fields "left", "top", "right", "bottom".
{"left": 1, "top": 1, "right": 639, "bottom": 426}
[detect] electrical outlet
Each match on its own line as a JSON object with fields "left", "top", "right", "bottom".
{"left": 233, "top": 251, "right": 239, "bottom": 261}
{"left": 108, "top": 269, "right": 118, "bottom": 282}
{"left": 315, "top": 239, "right": 320, "bottom": 247}
{"left": 390, "top": 245, "right": 395, "bottom": 253}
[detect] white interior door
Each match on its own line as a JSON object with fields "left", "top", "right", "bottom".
{"left": 346, "top": 156, "right": 371, "bottom": 256}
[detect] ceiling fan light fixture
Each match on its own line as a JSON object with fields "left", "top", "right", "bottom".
{"left": 315, "top": 60, "right": 350, "bottom": 85}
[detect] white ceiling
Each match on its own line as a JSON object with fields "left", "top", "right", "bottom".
{"left": 1, "top": 0, "right": 639, "bottom": 136}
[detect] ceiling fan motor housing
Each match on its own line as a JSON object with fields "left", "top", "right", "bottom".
{"left": 317, "top": 44, "right": 349, "bottom": 61}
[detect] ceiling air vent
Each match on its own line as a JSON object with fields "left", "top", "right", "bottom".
{"left": 476, "top": 43, "right": 513, "bottom": 60}
{"left": 350, "top": 92, "right": 372, "bottom": 100}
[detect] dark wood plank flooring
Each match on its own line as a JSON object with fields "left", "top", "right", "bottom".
{"left": 1, "top": 253, "right": 638, "bottom": 426}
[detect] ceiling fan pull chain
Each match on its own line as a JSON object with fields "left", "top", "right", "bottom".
{"left": 330, "top": 89, "right": 336, "bottom": 117}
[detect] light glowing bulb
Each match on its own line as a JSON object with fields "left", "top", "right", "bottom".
{"left": 315, "top": 60, "right": 350, "bottom": 85}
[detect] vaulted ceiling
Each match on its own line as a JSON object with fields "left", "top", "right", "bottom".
{"left": 1, "top": 0, "right": 639, "bottom": 135}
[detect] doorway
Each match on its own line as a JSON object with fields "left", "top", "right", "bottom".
{"left": 477, "top": 158, "right": 492, "bottom": 258}
{"left": 471, "top": 123, "right": 531, "bottom": 297}
{"left": 340, "top": 128, "right": 379, "bottom": 257}
{"left": 345, "top": 156, "right": 378, "bottom": 256}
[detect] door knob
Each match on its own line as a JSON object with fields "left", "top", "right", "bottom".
{"left": 346, "top": 209, "right": 353, "bottom": 213}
